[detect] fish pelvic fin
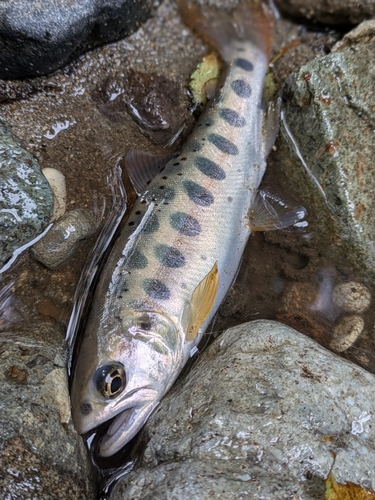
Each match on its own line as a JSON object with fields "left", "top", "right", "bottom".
{"left": 183, "top": 261, "right": 219, "bottom": 342}
{"left": 249, "top": 188, "right": 307, "bottom": 231}
{"left": 178, "top": 0, "right": 273, "bottom": 62}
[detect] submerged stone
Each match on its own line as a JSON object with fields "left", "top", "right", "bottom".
{"left": 274, "top": 0, "right": 375, "bottom": 25}
{"left": 0, "top": 0, "right": 157, "bottom": 79}
{"left": 279, "top": 31, "right": 375, "bottom": 282}
{"left": 110, "top": 320, "right": 375, "bottom": 499}
{"left": 0, "top": 121, "right": 54, "bottom": 272}
{"left": 31, "top": 209, "right": 97, "bottom": 270}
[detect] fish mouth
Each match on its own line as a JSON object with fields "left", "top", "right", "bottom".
{"left": 98, "top": 400, "right": 159, "bottom": 457}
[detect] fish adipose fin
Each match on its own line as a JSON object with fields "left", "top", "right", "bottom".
{"left": 179, "top": 0, "right": 273, "bottom": 62}
{"left": 183, "top": 261, "right": 219, "bottom": 342}
{"left": 249, "top": 188, "right": 307, "bottom": 231}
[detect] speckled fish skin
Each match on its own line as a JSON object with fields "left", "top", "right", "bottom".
{"left": 71, "top": 1, "right": 273, "bottom": 457}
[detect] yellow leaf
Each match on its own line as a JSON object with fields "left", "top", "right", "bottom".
{"left": 325, "top": 452, "right": 375, "bottom": 499}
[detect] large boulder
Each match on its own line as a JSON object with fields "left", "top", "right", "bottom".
{"left": 111, "top": 320, "right": 375, "bottom": 499}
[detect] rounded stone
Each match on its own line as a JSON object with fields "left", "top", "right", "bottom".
{"left": 330, "top": 314, "right": 364, "bottom": 352}
{"left": 332, "top": 281, "right": 371, "bottom": 313}
{"left": 0, "top": 0, "right": 157, "bottom": 79}
{"left": 281, "top": 281, "right": 320, "bottom": 312}
{"left": 42, "top": 168, "right": 66, "bottom": 222}
{"left": 30, "top": 209, "right": 96, "bottom": 269}
{"left": 0, "top": 120, "right": 54, "bottom": 272}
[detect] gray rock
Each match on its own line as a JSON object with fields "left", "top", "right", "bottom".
{"left": 0, "top": 121, "right": 54, "bottom": 272}
{"left": 111, "top": 320, "right": 375, "bottom": 499}
{"left": 279, "top": 33, "right": 375, "bottom": 281}
{"left": 0, "top": 0, "right": 157, "bottom": 80}
{"left": 274, "top": 0, "right": 375, "bottom": 25}
{"left": 0, "top": 320, "right": 96, "bottom": 498}
{"left": 31, "top": 208, "right": 97, "bottom": 269}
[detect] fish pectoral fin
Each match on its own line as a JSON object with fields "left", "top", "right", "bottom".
{"left": 183, "top": 261, "right": 219, "bottom": 342}
{"left": 124, "top": 149, "right": 178, "bottom": 194}
{"left": 249, "top": 188, "right": 307, "bottom": 232}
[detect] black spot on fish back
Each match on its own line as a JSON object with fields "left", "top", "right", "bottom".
{"left": 208, "top": 133, "right": 239, "bottom": 155}
{"left": 234, "top": 58, "right": 254, "bottom": 72}
{"left": 170, "top": 212, "right": 201, "bottom": 236}
{"left": 195, "top": 157, "right": 226, "bottom": 180}
{"left": 143, "top": 213, "right": 159, "bottom": 234}
{"left": 148, "top": 186, "right": 175, "bottom": 203}
{"left": 143, "top": 279, "right": 171, "bottom": 300}
{"left": 231, "top": 79, "right": 251, "bottom": 98}
{"left": 219, "top": 108, "right": 246, "bottom": 128}
{"left": 155, "top": 244, "right": 185, "bottom": 268}
{"left": 183, "top": 180, "right": 214, "bottom": 206}
{"left": 186, "top": 140, "right": 202, "bottom": 153}
{"left": 127, "top": 249, "right": 148, "bottom": 269}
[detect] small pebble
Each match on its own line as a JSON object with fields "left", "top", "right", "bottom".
{"left": 332, "top": 281, "right": 371, "bottom": 313}
{"left": 30, "top": 208, "right": 96, "bottom": 269}
{"left": 281, "top": 282, "right": 320, "bottom": 313}
{"left": 330, "top": 314, "right": 364, "bottom": 352}
{"left": 42, "top": 168, "right": 66, "bottom": 221}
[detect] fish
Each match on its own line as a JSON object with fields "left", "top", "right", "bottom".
{"left": 71, "top": 0, "right": 297, "bottom": 457}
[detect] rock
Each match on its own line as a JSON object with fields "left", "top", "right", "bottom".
{"left": 332, "top": 19, "right": 375, "bottom": 51}
{"left": 31, "top": 209, "right": 97, "bottom": 270}
{"left": 274, "top": 0, "right": 375, "bottom": 25}
{"left": 110, "top": 320, "right": 375, "bottom": 499}
{"left": 330, "top": 314, "right": 365, "bottom": 352}
{"left": 0, "top": 320, "right": 96, "bottom": 498}
{"left": 332, "top": 281, "right": 371, "bottom": 313}
{"left": 279, "top": 32, "right": 375, "bottom": 282}
{"left": 0, "top": 121, "right": 54, "bottom": 273}
{"left": 0, "top": 0, "right": 157, "bottom": 80}
{"left": 42, "top": 168, "right": 67, "bottom": 221}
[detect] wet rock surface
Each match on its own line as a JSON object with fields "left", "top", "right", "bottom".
{"left": 274, "top": 0, "right": 375, "bottom": 25}
{"left": 0, "top": 0, "right": 157, "bottom": 80}
{"left": 31, "top": 208, "right": 97, "bottom": 270}
{"left": 110, "top": 320, "right": 375, "bottom": 499}
{"left": 279, "top": 27, "right": 375, "bottom": 282}
{"left": 0, "top": 322, "right": 96, "bottom": 498}
{"left": 0, "top": 121, "right": 54, "bottom": 272}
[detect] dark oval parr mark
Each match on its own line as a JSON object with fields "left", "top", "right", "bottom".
{"left": 143, "top": 279, "right": 171, "bottom": 300}
{"left": 170, "top": 212, "right": 201, "bottom": 236}
{"left": 183, "top": 180, "right": 214, "bottom": 206}
{"left": 127, "top": 249, "right": 148, "bottom": 269}
{"left": 208, "top": 133, "right": 239, "bottom": 155}
{"left": 195, "top": 156, "right": 226, "bottom": 180}
{"left": 219, "top": 108, "right": 246, "bottom": 128}
{"left": 156, "top": 244, "right": 185, "bottom": 268}
{"left": 234, "top": 58, "right": 254, "bottom": 71}
{"left": 231, "top": 79, "right": 251, "bottom": 98}
{"left": 143, "top": 213, "right": 159, "bottom": 234}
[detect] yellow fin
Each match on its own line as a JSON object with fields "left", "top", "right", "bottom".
{"left": 185, "top": 261, "right": 219, "bottom": 342}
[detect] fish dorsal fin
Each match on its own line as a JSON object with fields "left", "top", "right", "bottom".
{"left": 249, "top": 188, "right": 307, "bottom": 231}
{"left": 178, "top": 1, "right": 272, "bottom": 62}
{"left": 124, "top": 149, "right": 176, "bottom": 195}
{"left": 184, "top": 261, "right": 219, "bottom": 342}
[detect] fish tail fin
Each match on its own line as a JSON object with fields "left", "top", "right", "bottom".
{"left": 179, "top": 0, "right": 273, "bottom": 62}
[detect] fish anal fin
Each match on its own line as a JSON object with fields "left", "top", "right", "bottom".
{"left": 185, "top": 261, "right": 219, "bottom": 342}
{"left": 178, "top": 1, "right": 272, "bottom": 62}
{"left": 249, "top": 189, "right": 307, "bottom": 232}
{"left": 124, "top": 149, "right": 176, "bottom": 195}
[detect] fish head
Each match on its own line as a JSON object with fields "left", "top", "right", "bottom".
{"left": 71, "top": 309, "right": 183, "bottom": 457}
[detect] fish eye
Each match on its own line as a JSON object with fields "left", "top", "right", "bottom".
{"left": 94, "top": 362, "right": 126, "bottom": 399}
